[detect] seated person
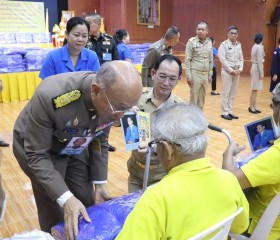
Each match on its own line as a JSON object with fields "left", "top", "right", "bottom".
{"left": 117, "top": 103, "right": 249, "bottom": 239}
{"left": 222, "top": 82, "right": 280, "bottom": 239}
{"left": 127, "top": 55, "right": 183, "bottom": 193}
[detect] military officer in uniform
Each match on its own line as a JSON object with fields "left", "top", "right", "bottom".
{"left": 85, "top": 13, "right": 119, "bottom": 65}
{"left": 218, "top": 25, "right": 244, "bottom": 120}
{"left": 270, "top": 38, "right": 280, "bottom": 92}
{"left": 85, "top": 13, "right": 120, "bottom": 152}
{"left": 13, "top": 61, "right": 142, "bottom": 240}
{"left": 185, "top": 22, "right": 213, "bottom": 110}
{"left": 127, "top": 55, "right": 183, "bottom": 192}
{"left": 141, "top": 26, "right": 180, "bottom": 87}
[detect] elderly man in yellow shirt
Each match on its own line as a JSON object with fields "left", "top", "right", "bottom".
{"left": 117, "top": 103, "right": 249, "bottom": 240}
{"left": 223, "top": 83, "right": 280, "bottom": 239}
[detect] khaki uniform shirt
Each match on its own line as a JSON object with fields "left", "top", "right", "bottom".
{"left": 218, "top": 39, "right": 244, "bottom": 73}
{"left": 251, "top": 43, "right": 265, "bottom": 78}
{"left": 13, "top": 71, "right": 110, "bottom": 201}
{"left": 141, "top": 38, "right": 172, "bottom": 87}
{"left": 185, "top": 36, "right": 213, "bottom": 79}
{"left": 130, "top": 88, "right": 183, "bottom": 165}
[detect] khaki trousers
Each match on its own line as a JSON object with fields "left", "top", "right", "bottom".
{"left": 190, "top": 71, "right": 208, "bottom": 109}
{"left": 127, "top": 156, "right": 166, "bottom": 193}
{"left": 221, "top": 68, "right": 240, "bottom": 115}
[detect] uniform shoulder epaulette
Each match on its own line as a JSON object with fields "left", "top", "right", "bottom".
{"left": 221, "top": 40, "right": 227, "bottom": 45}
{"left": 189, "top": 37, "right": 196, "bottom": 42}
{"left": 174, "top": 95, "right": 183, "bottom": 103}
{"left": 103, "top": 33, "right": 113, "bottom": 38}
{"left": 52, "top": 90, "right": 81, "bottom": 110}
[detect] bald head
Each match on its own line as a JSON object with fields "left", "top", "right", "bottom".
{"left": 92, "top": 61, "right": 142, "bottom": 122}
{"left": 96, "top": 61, "right": 142, "bottom": 91}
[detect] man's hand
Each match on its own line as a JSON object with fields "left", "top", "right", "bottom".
{"left": 130, "top": 105, "right": 140, "bottom": 114}
{"left": 0, "top": 80, "right": 3, "bottom": 92}
{"left": 187, "top": 78, "right": 193, "bottom": 88}
{"left": 272, "top": 74, "right": 278, "bottom": 81}
{"left": 231, "top": 70, "right": 240, "bottom": 76}
{"left": 225, "top": 142, "right": 246, "bottom": 157}
{"left": 95, "top": 183, "right": 113, "bottom": 204}
{"left": 64, "top": 196, "right": 91, "bottom": 240}
{"left": 208, "top": 77, "right": 212, "bottom": 84}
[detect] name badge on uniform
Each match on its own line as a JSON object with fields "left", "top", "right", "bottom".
{"left": 103, "top": 53, "right": 112, "bottom": 61}
{"left": 60, "top": 136, "right": 93, "bottom": 155}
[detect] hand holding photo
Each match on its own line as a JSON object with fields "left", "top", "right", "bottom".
{"left": 244, "top": 117, "right": 276, "bottom": 152}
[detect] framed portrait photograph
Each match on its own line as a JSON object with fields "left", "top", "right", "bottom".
{"left": 244, "top": 117, "right": 277, "bottom": 152}
{"left": 137, "top": 0, "right": 160, "bottom": 26}
{"left": 121, "top": 112, "right": 140, "bottom": 151}
{"left": 61, "top": 10, "right": 75, "bottom": 25}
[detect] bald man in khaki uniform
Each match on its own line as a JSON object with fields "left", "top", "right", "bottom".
{"left": 185, "top": 22, "right": 213, "bottom": 110}
{"left": 218, "top": 25, "right": 244, "bottom": 120}
{"left": 128, "top": 55, "right": 183, "bottom": 192}
{"left": 13, "top": 62, "right": 142, "bottom": 240}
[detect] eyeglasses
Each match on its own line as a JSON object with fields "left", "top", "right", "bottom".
{"left": 103, "top": 91, "right": 130, "bottom": 117}
{"left": 156, "top": 73, "right": 178, "bottom": 86}
{"left": 148, "top": 139, "right": 181, "bottom": 156}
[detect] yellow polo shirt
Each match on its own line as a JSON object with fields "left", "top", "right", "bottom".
{"left": 116, "top": 158, "right": 249, "bottom": 240}
{"left": 241, "top": 138, "right": 280, "bottom": 240}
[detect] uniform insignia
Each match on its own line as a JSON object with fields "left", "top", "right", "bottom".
{"left": 53, "top": 90, "right": 81, "bottom": 109}
{"left": 73, "top": 117, "right": 79, "bottom": 127}
{"left": 65, "top": 120, "right": 71, "bottom": 128}
{"left": 274, "top": 51, "right": 277, "bottom": 54}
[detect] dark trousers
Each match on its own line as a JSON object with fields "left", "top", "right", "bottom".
{"left": 212, "top": 67, "right": 217, "bottom": 91}
{"left": 13, "top": 134, "right": 94, "bottom": 233}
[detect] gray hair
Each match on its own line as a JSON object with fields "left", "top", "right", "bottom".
{"left": 272, "top": 83, "right": 280, "bottom": 103}
{"left": 85, "top": 13, "right": 101, "bottom": 24}
{"left": 152, "top": 103, "right": 209, "bottom": 156}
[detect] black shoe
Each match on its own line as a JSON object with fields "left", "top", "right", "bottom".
{"left": 248, "top": 107, "right": 258, "bottom": 114}
{"left": 255, "top": 109, "right": 261, "bottom": 113}
{"left": 211, "top": 92, "right": 220, "bottom": 95}
{"left": 229, "top": 113, "right": 239, "bottom": 119}
{"left": 0, "top": 141, "right": 9, "bottom": 147}
{"left": 108, "top": 144, "right": 116, "bottom": 152}
{"left": 221, "top": 115, "right": 232, "bottom": 120}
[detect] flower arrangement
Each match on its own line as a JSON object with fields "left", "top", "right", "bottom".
{"left": 52, "top": 24, "right": 60, "bottom": 35}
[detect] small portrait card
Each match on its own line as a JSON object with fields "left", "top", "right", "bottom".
{"left": 137, "top": 111, "right": 151, "bottom": 152}
{"left": 244, "top": 117, "right": 277, "bottom": 151}
{"left": 61, "top": 136, "right": 93, "bottom": 155}
{"left": 121, "top": 112, "right": 140, "bottom": 151}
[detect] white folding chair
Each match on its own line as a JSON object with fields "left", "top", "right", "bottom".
{"left": 229, "top": 193, "right": 280, "bottom": 240}
{"left": 188, "top": 207, "right": 243, "bottom": 240}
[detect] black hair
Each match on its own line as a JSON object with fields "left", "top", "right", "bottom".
{"left": 228, "top": 25, "right": 238, "bottom": 32}
{"left": 113, "top": 29, "right": 129, "bottom": 45}
{"left": 254, "top": 33, "right": 263, "bottom": 44}
{"left": 209, "top": 37, "right": 214, "bottom": 43}
{"left": 66, "top": 16, "right": 90, "bottom": 33}
{"left": 153, "top": 55, "right": 182, "bottom": 76}
{"left": 164, "top": 26, "right": 180, "bottom": 40}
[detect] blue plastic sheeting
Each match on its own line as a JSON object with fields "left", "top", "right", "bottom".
{"left": 234, "top": 146, "right": 270, "bottom": 168}
{"left": 51, "top": 190, "right": 144, "bottom": 240}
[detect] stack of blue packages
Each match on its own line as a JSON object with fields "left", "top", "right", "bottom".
{"left": 234, "top": 146, "right": 270, "bottom": 168}
{"left": 0, "top": 47, "right": 26, "bottom": 73}
{"left": 128, "top": 43, "right": 151, "bottom": 64}
{"left": 25, "top": 48, "right": 52, "bottom": 71}
{"left": 51, "top": 190, "right": 144, "bottom": 240}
